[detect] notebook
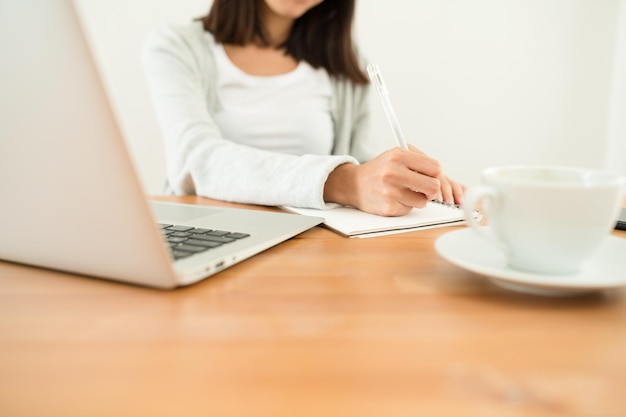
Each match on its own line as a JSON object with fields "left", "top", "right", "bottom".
{"left": 285, "top": 201, "right": 476, "bottom": 238}
{"left": 0, "top": 0, "right": 323, "bottom": 289}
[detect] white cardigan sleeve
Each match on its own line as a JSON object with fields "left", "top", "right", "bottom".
{"left": 142, "top": 24, "right": 357, "bottom": 209}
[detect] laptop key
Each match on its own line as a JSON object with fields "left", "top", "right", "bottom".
{"left": 167, "top": 225, "right": 195, "bottom": 232}
{"left": 226, "top": 232, "right": 250, "bottom": 239}
{"left": 205, "top": 230, "right": 231, "bottom": 237}
{"left": 189, "top": 234, "right": 235, "bottom": 244}
{"left": 172, "top": 250, "right": 193, "bottom": 260}
{"left": 185, "top": 239, "right": 223, "bottom": 248}
{"left": 169, "top": 231, "right": 193, "bottom": 238}
{"left": 176, "top": 244, "right": 209, "bottom": 253}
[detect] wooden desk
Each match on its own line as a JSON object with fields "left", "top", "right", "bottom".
{"left": 1, "top": 196, "right": 625, "bottom": 417}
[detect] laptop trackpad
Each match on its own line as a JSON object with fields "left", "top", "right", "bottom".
{"left": 151, "top": 201, "right": 222, "bottom": 223}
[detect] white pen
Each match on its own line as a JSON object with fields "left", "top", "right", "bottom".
{"left": 367, "top": 63, "right": 409, "bottom": 150}
{"left": 367, "top": 64, "right": 456, "bottom": 207}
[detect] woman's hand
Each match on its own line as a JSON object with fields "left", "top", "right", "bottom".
{"left": 324, "top": 146, "right": 465, "bottom": 216}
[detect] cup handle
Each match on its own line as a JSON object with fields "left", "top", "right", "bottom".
{"left": 462, "top": 185, "right": 508, "bottom": 254}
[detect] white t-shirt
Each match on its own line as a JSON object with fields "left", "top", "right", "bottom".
{"left": 212, "top": 43, "right": 334, "bottom": 156}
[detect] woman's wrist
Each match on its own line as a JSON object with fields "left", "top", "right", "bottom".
{"left": 323, "top": 163, "right": 359, "bottom": 207}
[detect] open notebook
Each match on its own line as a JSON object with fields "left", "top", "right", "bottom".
{"left": 284, "top": 201, "right": 478, "bottom": 238}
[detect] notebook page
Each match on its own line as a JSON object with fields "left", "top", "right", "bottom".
{"left": 283, "top": 201, "right": 470, "bottom": 237}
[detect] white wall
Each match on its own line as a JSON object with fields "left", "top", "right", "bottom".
{"left": 73, "top": 0, "right": 209, "bottom": 193}
{"left": 606, "top": 0, "right": 626, "bottom": 176}
{"left": 75, "top": 0, "right": 624, "bottom": 193}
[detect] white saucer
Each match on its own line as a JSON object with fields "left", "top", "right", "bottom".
{"left": 435, "top": 227, "right": 626, "bottom": 297}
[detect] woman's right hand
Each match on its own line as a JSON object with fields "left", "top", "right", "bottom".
{"left": 323, "top": 147, "right": 446, "bottom": 216}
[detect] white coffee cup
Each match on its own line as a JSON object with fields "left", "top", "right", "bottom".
{"left": 462, "top": 165, "right": 625, "bottom": 275}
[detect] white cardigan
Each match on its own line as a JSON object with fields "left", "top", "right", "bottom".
{"left": 142, "top": 21, "right": 374, "bottom": 209}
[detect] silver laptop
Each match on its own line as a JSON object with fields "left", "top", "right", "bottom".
{"left": 0, "top": 0, "right": 323, "bottom": 289}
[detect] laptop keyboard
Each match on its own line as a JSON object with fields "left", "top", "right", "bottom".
{"left": 159, "top": 224, "right": 250, "bottom": 260}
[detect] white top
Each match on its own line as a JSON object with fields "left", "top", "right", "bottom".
{"left": 142, "top": 22, "right": 374, "bottom": 209}
{"left": 213, "top": 43, "right": 334, "bottom": 156}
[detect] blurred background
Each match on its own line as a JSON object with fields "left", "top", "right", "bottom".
{"left": 74, "top": 0, "right": 626, "bottom": 194}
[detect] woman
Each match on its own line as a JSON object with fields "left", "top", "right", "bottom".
{"left": 142, "top": 0, "right": 464, "bottom": 216}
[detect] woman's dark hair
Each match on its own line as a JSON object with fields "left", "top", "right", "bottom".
{"left": 198, "top": 0, "right": 368, "bottom": 85}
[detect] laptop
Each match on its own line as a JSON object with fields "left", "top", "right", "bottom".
{"left": 0, "top": 0, "right": 323, "bottom": 289}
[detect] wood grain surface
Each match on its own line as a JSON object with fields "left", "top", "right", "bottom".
{"left": 1, "top": 196, "right": 625, "bottom": 417}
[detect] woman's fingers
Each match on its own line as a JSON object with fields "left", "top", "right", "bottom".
{"left": 407, "top": 145, "right": 466, "bottom": 205}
